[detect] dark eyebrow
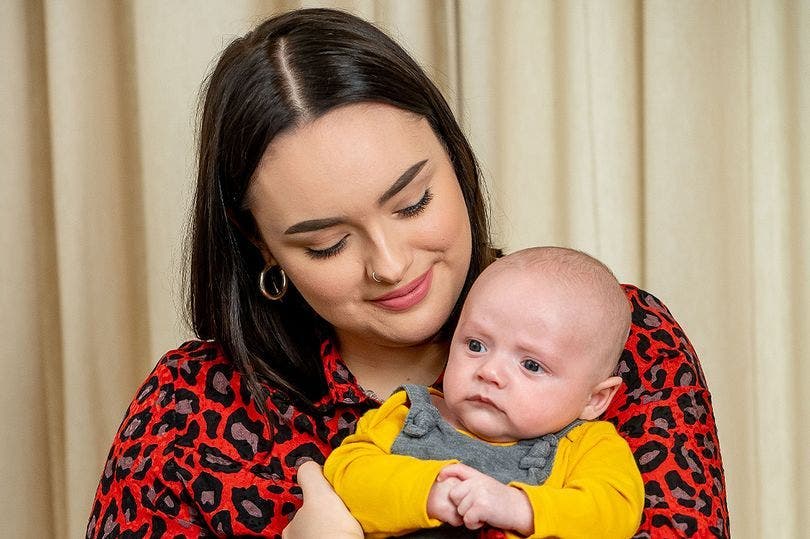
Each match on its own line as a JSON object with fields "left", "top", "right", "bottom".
{"left": 284, "top": 159, "right": 429, "bottom": 235}
{"left": 377, "top": 159, "right": 428, "bottom": 206}
{"left": 285, "top": 217, "right": 343, "bottom": 235}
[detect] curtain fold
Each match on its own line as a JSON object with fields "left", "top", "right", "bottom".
{"left": 1, "top": 1, "right": 806, "bottom": 537}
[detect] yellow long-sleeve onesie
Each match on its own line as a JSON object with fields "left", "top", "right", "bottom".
{"left": 324, "top": 388, "right": 644, "bottom": 539}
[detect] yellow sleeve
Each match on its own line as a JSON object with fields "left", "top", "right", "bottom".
{"left": 323, "top": 389, "right": 458, "bottom": 538}
{"left": 509, "top": 422, "right": 644, "bottom": 539}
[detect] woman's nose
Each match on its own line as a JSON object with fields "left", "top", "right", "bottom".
{"left": 366, "top": 226, "right": 411, "bottom": 284}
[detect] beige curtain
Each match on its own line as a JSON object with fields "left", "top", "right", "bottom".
{"left": 2, "top": 1, "right": 807, "bottom": 537}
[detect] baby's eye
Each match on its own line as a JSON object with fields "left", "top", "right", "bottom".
{"left": 467, "top": 339, "right": 487, "bottom": 353}
{"left": 521, "top": 359, "right": 543, "bottom": 373}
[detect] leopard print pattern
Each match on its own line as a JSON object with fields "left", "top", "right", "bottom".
{"left": 87, "top": 285, "right": 729, "bottom": 538}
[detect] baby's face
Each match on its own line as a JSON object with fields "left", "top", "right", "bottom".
{"left": 442, "top": 267, "right": 607, "bottom": 442}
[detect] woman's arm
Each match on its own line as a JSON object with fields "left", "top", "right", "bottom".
{"left": 604, "top": 286, "right": 730, "bottom": 538}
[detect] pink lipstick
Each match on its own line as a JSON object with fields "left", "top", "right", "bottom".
{"left": 371, "top": 268, "right": 433, "bottom": 311}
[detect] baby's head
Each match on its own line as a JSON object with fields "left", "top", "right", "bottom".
{"left": 442, "top": 247, "right": 631, "bottom": 442}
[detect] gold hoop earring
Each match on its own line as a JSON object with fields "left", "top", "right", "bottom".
{"left": 259, "top": 264, "right": 288, "bottom": 300}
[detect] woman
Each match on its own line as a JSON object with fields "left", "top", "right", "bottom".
{"left": 87, "top": 8, "right": 728, "bottom": 538}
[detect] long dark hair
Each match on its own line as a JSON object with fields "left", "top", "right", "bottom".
{"left": 185, "top": 8, "right": 497, "bottom": 409}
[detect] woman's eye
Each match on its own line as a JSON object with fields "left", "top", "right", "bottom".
{"left": 467, "top": 339, "right": 486, "bottom": 353}
{"left": 521, "top": 359, "right": 543, "bottom": 373}
{"left": 397, "top": 189, "right": 433, "bottom": 218}
{"left": 305, "top": 235, "right": 348, "bottom": 259}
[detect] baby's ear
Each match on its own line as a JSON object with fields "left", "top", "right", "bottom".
{"left": 579, "top": 376, "right": 623, "bottom": 421}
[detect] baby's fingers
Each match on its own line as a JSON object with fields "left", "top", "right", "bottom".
{"left": 437, "top": 462, "right": 476, "bottom": 482}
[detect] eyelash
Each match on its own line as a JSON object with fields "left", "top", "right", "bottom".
{"left": 305, "top": 235, "right": 348, "bottom": 260}
{"left": 397, "top": 189, "right": 433, "bottom": 218}
{"left": 521, "top": 359, "right": 545, "bottom": 374}
{"left": 304, "top": 189, "right": 434, "bottom": 259}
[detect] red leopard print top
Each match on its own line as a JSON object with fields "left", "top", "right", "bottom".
{"left": 87, "top": 285, "right": 729, "bottom": 538}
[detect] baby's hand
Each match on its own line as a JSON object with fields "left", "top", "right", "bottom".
{"left": 437, "top": 463, "right": 534, "bottom": 535}
{"left": 427, "top": 472, "right": 463, "bottom": 527}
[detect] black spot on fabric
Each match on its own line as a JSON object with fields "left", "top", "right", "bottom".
{"left": 634, "top": 441, "right": 668, "bottom": 473}
{"left": 673, "top": 514, "right": 698, "bottom": 536}
{"left": 651, "top": 329, "right": 675, "bottom": 347}
{"left": 156, "top": 383, "right": 174, "bottom": 408}
{"left": 293, "top": 415, "right": 314, "bottom": 435}
{"left": 205, "top": 364, "right": 236, "bottom": 407}
{"left": 191, "top": 472, "right": 223, "bottom": 513}
{"left": 272, "top": 419, "right": 293, "bottom": 445}
{"left": 233, "top": 485, "right": 274, "bottom": 533}
{"left": 266, "top": 484, "right": 285, "bottom": 495}
{"left": 119, "top": 525, "right": 148, "bottom": 539}
{"left": 665, "top": 469, "right": 697, "bottom": 508}
{"left": 672, "top": 433, "right": 707, "bottom": 485}
{"left": 198, "top": 444, "right": 242, "bottom": 473}
{"left": 121, "top": 410, "right": 152, "bottom": 441}
{"left": 250, "top": 457, "right": 284, "bottom": 481}
{"left": 121, "top": 486, "right": 137, "bottom": 523}
{"left": 283, "top": 442, "right": 325, "bottom": 467}
{"left": 155, "top": 490, "right": 182, "bottom": 517}
{"left": 635, "top": 334, "right": 653, "bottom": 362}
{"left": 131, "top": 455, "right": 152, "bottom": 482}
{"left": 135, "top": 376, "right": 160, "bottom": 403}
{"left": 175, "top": 420, "right": 201, "bottom": 448}
{"left": 644, "top": 480, "right": 669, "bottom": 509}
{"left": 162, "top": 459, "right": 192, "bottom": 484}
{"left": 224, "top": 408, "right": 271, "bottom": 460}
{"left": 649, "top": 406, "right": 675, "bottom": 438}
{"left": 203, "top": 410, "right": 221, "bottom": 439}
{"left": 149, "top": 515, "right": 166, "bottom": 539}
{"left": 178, "top": 358, "right": 203, "bottom": 386}
{"left": 115, "top": 443, "right": 142, "bottom": 481}
{"left": 282, "top": 501, "right": 297, "bottom": 517}
{"left": 97, "top": 498, "right": 119, "bottom": 539}
{"left": 618, "top": 413, "right": 647, "bottom": 438}
{"left": 152, "top": 410, "right": 180, "bottom": 437}
{"left": 645, "top": 358, "right": 668, "bottom": 389}
{"left": 99, "top": 454, "right": 116, "bottom": 495}
{"left": 674, "top": 362, "right": 697, "bottom": 387}
{"left": 174, "top": 388, "right": 201, "bottom": 416}
{"left": 211, "top": 510, "right": 233, "bottom": 536}
{"left": 697, "top": 490, "right": 713, "bottom": 516}
{"left": 314, "top": 417, "right": 331, "bottom": 443}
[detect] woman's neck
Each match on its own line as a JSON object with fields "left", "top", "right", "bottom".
{"left": 335, "top": 333, "right": 449, "bottom": 401}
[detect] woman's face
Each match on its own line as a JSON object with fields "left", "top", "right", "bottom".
{"left": 248, "top": 103, "right": 473, "bottom": 348}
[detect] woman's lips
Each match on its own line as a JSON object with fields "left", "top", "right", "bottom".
{"left": 371, "top": 267, "right": 433, "bottom": 311}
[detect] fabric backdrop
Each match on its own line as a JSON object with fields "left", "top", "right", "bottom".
{"left": 1, "top": 1, "right": 807, "bottom": 537}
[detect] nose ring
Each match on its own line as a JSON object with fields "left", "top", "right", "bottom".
{"left": 372, "top": 271, "right": 382, "bottom": 283}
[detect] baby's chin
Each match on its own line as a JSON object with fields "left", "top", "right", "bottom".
{"left": 455, "top": 417, "right": 523, "bottom": 443}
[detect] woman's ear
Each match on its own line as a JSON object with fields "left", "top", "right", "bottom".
{"left": 579, "top": 376, "right": 623, "bottom": 421}
{"left": 226, "top": 208, "right": 275, "bottom": 265}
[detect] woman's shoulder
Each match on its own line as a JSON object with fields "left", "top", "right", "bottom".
{"left": 146, "top": 339, "right": 253, "bottom": 410}
{"left": 619, "top": 283, "right": 707, "bottom": 391}
{"left": 89, "top": 340, "right": 300, "bottom": 536}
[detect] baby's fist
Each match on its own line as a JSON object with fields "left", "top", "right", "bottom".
{"left": 427, "top": 475, "right": 463, "bottom": 527}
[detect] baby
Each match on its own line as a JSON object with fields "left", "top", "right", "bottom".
{"left": 324, "top": 247, "right": 644, "bottom": 538}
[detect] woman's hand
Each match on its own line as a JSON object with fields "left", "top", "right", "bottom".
{"left": 282, "top": 461, "right": 364, "bottom": 539}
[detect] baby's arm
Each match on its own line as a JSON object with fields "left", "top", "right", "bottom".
{"left": 323, "top": 392, "right": 457, "bottom": 536}
{"left": 511, "top": 422, "right": 644, "bottom": 538}
{"left": 436, "top": 464, "right": 534, "bottom": 535}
